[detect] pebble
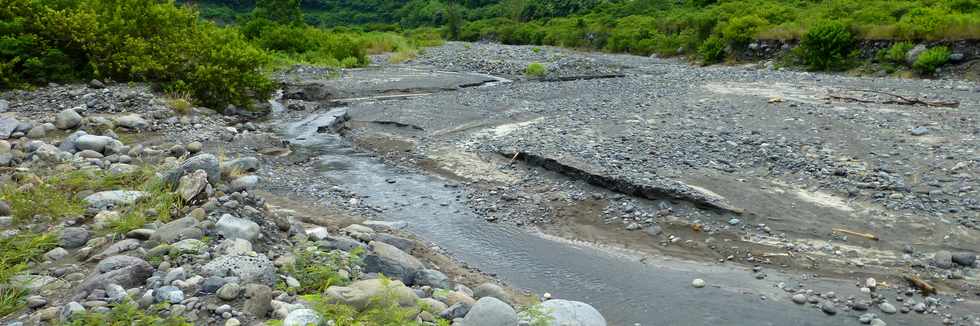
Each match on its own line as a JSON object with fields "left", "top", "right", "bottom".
{"left": 691, "top": 278, "right": 705, "bottom": 288}
{"left": 820, "top": 303, "right": 837, "bottom": 315}
{"left": 879, "top": 302, "right": 896, "bottom": 314}
{"left": 791, "top": 294, "right": 807, "bottom": 304}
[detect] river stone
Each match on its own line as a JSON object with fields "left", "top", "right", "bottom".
{"left": 414, "top": 269, "right": 451, "bottom": 289}
{"left": 440, "top": 302, "right": 471, "bottom": 319}
{"left": 60, "top": 302, "right": 86, "bottom": 321}
{"left": 0, "top": 99, "right": 7, "bottom": 112}
{"left": 162, "top": 154, "right": 220, "bottom": 185}
{"left": 217, "top": 283, "right": 242, "bottom": 300}
{"left": 363, "top": 241, "right": 424, "bottom": 285}
{"left": 79, "top": 256, "right": 153, "bottom": 293}
{"left": 461, "top": 297, "right": 518, "bottom": 326}
{"left": 879, "top": 302, "right": 897, "bottom": 314}
{"left": 0, "top": 117, "right": 19, "bottom": 139}
{"left": 0, "top": 200, "right": 10, "bottom": 216}
{"left": 56, "top": 109, "right": 82, "bottom": 130}
{"left": 933, "top": 250, "right": 954, "bottom": 269}
{"left": 792, "top": 294, "right": 807, "bottom": 304}
{"left": 243, "top": 284, "right": 274, "bottom": 317}
{"left": 105, "top": 284, "right": 127, "bottom": 303}
{"left": 84, "top": 191, "right": 147, "bottom": 210}
{"left": 216, "top": 214, "right": 260, "bottom": 241}
{"left": 419, "top": 298, "right": 448, "bottom": 314}
{"left": 473, "top": 283, "right": 512, "bottom": 305}
{"left": 540, "top": 299, "right": 606, "bottom": 326}
{"left": 27, "top": 125, "right": 46, "bottom": 138}
{"left": 154, "top": 286, "right": 184, "bottom": 304}
{"left": 177, "top": 169, "right": 210, "bottom": 201}
{"left": 59, "top": 227, "right": 90, "bottom": 249}
{"left": 172, "top": 239, "right": 206, "bottom": 253}
{"left": 57, "top": 130, "right": 84, "bottom": 153}
{"left": 905, "top": 44, "right": 928, "bottom": 65}
{"left": 151, "top": 216, "right": 201, "bottom": 243}
{"left": 283, "top": 309, "right": 322, "bottom": 326}
{"left": 74, "top": 135, "right": 113, "bottom": 153}
{"left": 951, "top": 252, "right": 976, "bottom": 267}
{"left": 45, "top": 247, "right": 69, "bottom": 261}
{"left": 228, "top": 175, "right": 259, "bottom": 193}
{"left": 221, "top": 157, "right": 261, "bottom": 176}
{"left": 324, "top": 278, "right": 418, "bottom": 310}
{"left": 115, "top": 114, "right": 148, "bottom": 130}
{"left": 201, "top": 254, "right": 276, "bottom": 285}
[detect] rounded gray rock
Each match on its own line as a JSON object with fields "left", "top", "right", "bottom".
{"left": 540, "top": 299, "right": 607, "bottom": 326}
{"left": 461, "top": 297, "right": 518, "bottom": 326}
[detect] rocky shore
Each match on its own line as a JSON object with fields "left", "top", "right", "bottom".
{"left": 0, "top": 82, "right": 605, "bottom": 325}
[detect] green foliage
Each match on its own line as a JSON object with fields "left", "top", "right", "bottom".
{"left": 0, "top": 233, "right": 57, "bottom": 317}
{"left": 879, "top": 41, "right": 915, "bottom": 64}
{"left": 281, "top": 245, "right": 364, "bottom": 294}
{"left": 720, "top": 15, "right": 768, "bottom": 48}
{"left": 0, "top": 0, "right": 274, "bottom": 110}
{"left": 912, "top": 46, "right": 950, "bottom": 75}
{"left": 796, "top": 21, "right": 855, "bottom": 71}
{"left": 66, "top": 300, "right": 190, "bottom": 326}
{"left": 697, "top": 36, "right": 726, "bottom": 64}
{"left": 302, "top": 275, "right": 425, "bottom": 325}
{"left": 0, "top": 175, "right": 85, "bottom": 223}
{"left": 520, "top": 303, "right": 555, "bottom": 326}
{"left": 524, "top": 62, "right": 547, "bottom": 76}
{"left": 253, "top": 0, "right": 304, "bottom": 25}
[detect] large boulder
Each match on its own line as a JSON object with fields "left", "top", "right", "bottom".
{"left": 161, "top": 154, "right": 221, "bottom": 185}
{"left": 78, "top": 256, "right": 153, "bottom": 293}
{"left": 58, "top": 131, "right": 87, "bottom": 153}
{"left": 539, "top": 299, "right": 607, "bottom": 326}
{"left": 461, "top": 297, "right": 518, "bottom": 326}
{"left": 324, "top": 278, "right": 418, "bottom": 311}
{"left": 363, "top": 241, "right": 424, "bottom": 285}
{"left": 215, "top": 214, "right": 260, "bottom": 241}
{"left": 201, "top": 254, "right": 277, "bottom": 285}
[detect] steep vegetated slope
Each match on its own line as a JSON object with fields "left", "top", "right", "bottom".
{"left": 194, "top": 0, "right": 980, "bottom": 75}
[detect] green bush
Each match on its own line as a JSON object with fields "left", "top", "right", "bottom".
{"left": 797, "top": 21, "right": 855, "bottom": 71}
{"left": 698, "top": 36, "right": 726, "bottom": 64}
{"left": 879, "top": 42, "right": 915, "bottom": 64}
{"left": 719, "top": 15, "right": 768, "bottom": 48}
{"left": 525, "top": 62, "right": 547, "bottom": 77}
{"left": 912, "top": 46, "right": 950, "bottom": 75}
{"left": 0, "top": 0, "right": 274, "bottom": 110}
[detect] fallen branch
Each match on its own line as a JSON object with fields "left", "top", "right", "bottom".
{"left": 508, "top": 152, "right": 520, "bottom": 164}
{"left": 904, "top": 274, "right": 936, "bottom": 296}
{"left": 827, "top": 89, "right": 960, "bottom": 108}
{"left": 832, "top": 228, "right": 880, "bottom": 241}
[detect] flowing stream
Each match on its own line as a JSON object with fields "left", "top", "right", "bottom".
{"left": 280, "top": 109, "right": 843, "bottom": 326}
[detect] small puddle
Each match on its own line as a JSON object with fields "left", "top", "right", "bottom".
{"left": 279, "top": 110, "right": 846, "bottom": 326}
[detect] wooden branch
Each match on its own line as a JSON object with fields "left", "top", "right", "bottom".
{"left": 827, "top": 89, "right": 960, "bottom": 108}
{"left": 832, "top": 228, "right": 880, "bottom": 241}
{"left": 904, "top": 274, "right": 936, "bottom": 296}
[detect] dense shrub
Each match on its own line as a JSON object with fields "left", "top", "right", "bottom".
{"left": 912, "top": 46, "right": 950, "bottom": 74}
{"left": 797, "top": 21, "right": 855, "bottom": 71}
{"left": 0, "top": 0, "right": 274, "bottom": 110}
{"left": 719, "top": 15, "right": 768, "bottom": 48}
{"left": 698, "top": 36, "right": 726, "bottom": 64}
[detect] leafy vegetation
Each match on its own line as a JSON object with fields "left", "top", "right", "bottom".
{"left": 796, "top": 21, "right": 855, "bottom": 71}
{"left": 300, "top": 275, "right": 424, "bottom": 326}
{"left": 65, "top": 300, "right": 190, "bottom": 325}
{"left": 879, "top": 42, "right": 916, "bottom": 64}
{"left": 525, "top": 62, "right": 547, "bottom": 76}
{"left": 913, "top": 46, "right": 951, "bottom": 75}
{"left": 0, "top": 233, "right": 57, "bottom": 317}
{"left": 697, "top": 36, "right": 726, "bottom": 64}
{"left": 281, "top": 244, "right": 364, "bottom": 293}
